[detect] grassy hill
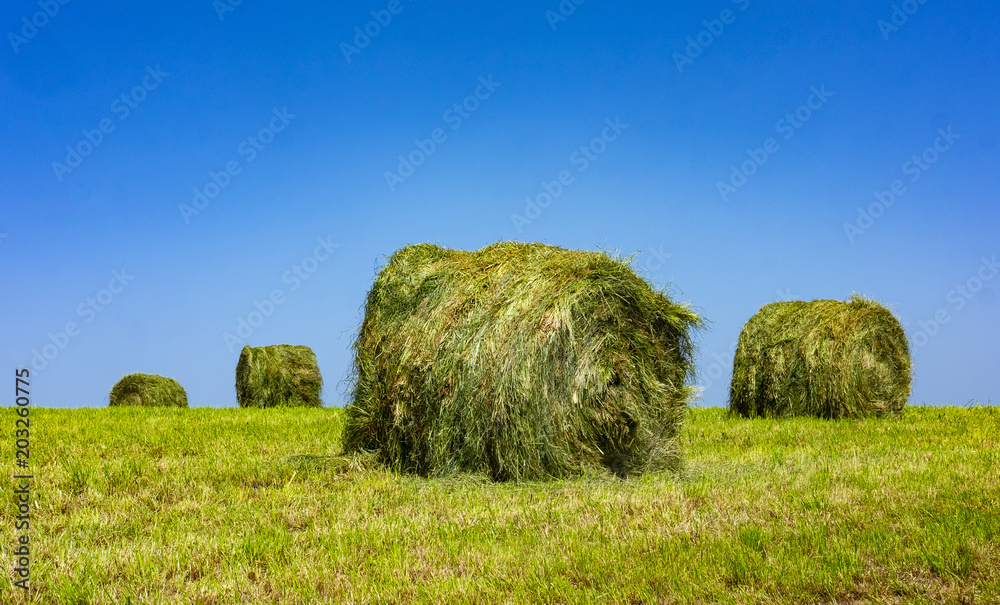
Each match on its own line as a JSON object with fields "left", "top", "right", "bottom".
{"left": 2, "top": 406, "right": 998, "bottom": 604}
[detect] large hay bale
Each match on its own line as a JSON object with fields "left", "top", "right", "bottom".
{"left": 729, "top": 294, "right": 911, "bottom": 419}
{"left": 342, "top": 242, "right": 703, "bottom": 480}
{"left": 235, "top": 344, "right": 322, "bottom": 408}
{"left": 109, "top": 373, "right": 188, "bottom": 408}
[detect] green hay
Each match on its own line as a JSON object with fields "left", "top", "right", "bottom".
{"left": 729, "top": 294, "right": 911, "bottom": 419}
{"left": 235, "top": 345, "right": 323, "bottom": 408}
{"left": 109, "top": 373, "right": 188, "bottom": 408}
{"left": 342, "top": 241, "right": 704, "bottom": 481}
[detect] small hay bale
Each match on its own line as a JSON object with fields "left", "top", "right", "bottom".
{"left": 235, "top": 344, "right": 323, "bottom": 408}
{"left": 109, "top": 373, "right": 188, "bottom": 408}
{"left": 342, "top": 241, "right": 703, "bottom": 481}
{"left": 729, "top": 294, "right": 911, "bottom": 419}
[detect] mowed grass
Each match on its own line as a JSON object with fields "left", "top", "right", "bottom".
{"left": 2, "top": 406, "right": 998, "bottom": 604}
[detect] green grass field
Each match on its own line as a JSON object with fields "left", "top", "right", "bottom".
{"left": 3, "top": 406, "right": 998, "bottom": 604}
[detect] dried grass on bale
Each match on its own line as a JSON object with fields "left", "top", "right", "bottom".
{"left": 342, "top": 242, "right": 704, "bottom": 481}
{"left": 729, "top": 294, "right": 911, "bottom": 419}
{"left": 109, "top": 373, "right": 188, "bottom": 408}
{"left": 235, "top": 344, "right": 323, "bottom": 408}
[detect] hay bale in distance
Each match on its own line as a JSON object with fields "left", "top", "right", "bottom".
{"left": 729, "top": 294, "right": 911, "bottom": 419}
{"left": 109, "top": 373, "right": 188, "bottom": 408}
{"left": 342, "top": 242, "right": 703, "bottom": 481}
{"left": 236, "top": 344, "right": 323, "bottom": 408}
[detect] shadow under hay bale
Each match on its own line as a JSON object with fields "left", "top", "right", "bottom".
{"left": 342, "top": 241, "right": 703, "bottom": 481}
{"left": 109, "top": 373, "right": 188, "bottom": 408}
{"left": 729, "top": 294, "right": 911, "bottom": 419}
{"left": 235, "top": 344, "right": 323, "bottom": 408}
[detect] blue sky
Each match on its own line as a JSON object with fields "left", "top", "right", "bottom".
{"left": 1, "top": 0, "right": 997, "bottom": 407}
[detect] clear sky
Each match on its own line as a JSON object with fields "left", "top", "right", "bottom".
{"left": 2, "top": 0, "right": 997, "bottom": 408}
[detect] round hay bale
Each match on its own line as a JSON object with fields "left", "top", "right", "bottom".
{"left": 342, "top": 242, "right": 703, "bottom": 480}
{"left": 109, "top": 373, "right": 188, "bottom": 408}
{"left": 235, "top": 344, "right": 323, "bottom": 408}
{"left": 729, "top": 294, "right": 911, "bottom": 419}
